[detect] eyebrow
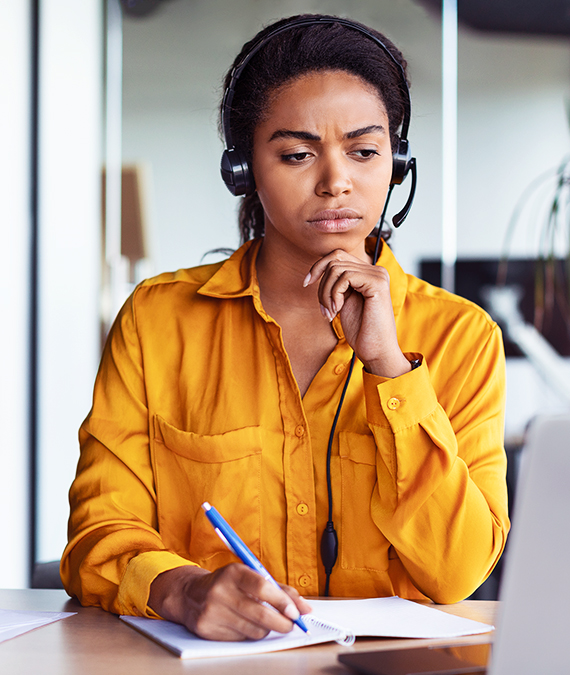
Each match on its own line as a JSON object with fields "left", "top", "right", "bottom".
{"left": 346, "top": 124, "right": 386, "bottom": 139}
{"left": 268, "top": 125, "right": 386, "bottom": 142}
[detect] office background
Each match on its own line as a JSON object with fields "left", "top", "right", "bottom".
{"left": 2, "top": 0, "right": 569, "bottom": 589}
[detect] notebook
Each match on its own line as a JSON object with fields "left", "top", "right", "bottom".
{"left": 339, "top": 413, "right": 570, "bottom": 675}
{"left": 120, "top": 595, "right": 492, "bottom": 659}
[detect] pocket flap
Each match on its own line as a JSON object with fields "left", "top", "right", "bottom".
{"left": 154, "top": 415, "right": 262, "bottom": 462}
{"left": 339, "top": 431, "right": 377, "bottom": 465}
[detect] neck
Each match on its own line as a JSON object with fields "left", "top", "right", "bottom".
{"left": 255, "top": 230, "right": 372, "bottom": 310}
{"left": 256, "top": 239, "right": 318, "bottom": 311}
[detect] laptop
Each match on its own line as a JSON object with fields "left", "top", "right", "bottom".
{"left": 339, "top": 414, "right": 570, "bottom": 675}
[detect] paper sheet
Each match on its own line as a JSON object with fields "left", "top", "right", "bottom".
{"left": 0, "top": 608, "right": 76, "bottom": 643}
{"left": 120, "top": 596, "right": 493, "bottom": 659}
{"left": 308, "top": 597, "right": 494, "bottom": 638}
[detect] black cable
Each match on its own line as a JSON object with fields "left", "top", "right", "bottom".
{"left": 321, "top": 186, "right": 395, "bottom": 596}
{"left": 321, "top": 351, "right": 355, "bottom": 596}
{"left": 373, "top": 184, "right": 394, "bottom": 263}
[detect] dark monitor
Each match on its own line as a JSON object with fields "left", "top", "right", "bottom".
{"left": 419, "top": 258, "right": 570, "bottom": 357}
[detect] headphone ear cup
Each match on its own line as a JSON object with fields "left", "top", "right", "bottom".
{"left": 220, "top": 148, "right": 255, "bottom": 196}
{"left": 391, "top": 136, "right": 412, "bottom": 186}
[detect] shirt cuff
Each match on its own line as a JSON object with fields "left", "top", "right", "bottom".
{"left": 363, "top": 354, "right": 438, "bottom": 432}
{"left": 117, "top": 550, "right": 199, "bottom": 618}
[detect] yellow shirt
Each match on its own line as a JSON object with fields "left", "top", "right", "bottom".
{"left": 61, "top": 239, "right": 509, "bottom": 617}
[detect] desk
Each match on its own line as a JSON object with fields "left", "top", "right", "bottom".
{"left": 0, "top": 589, "right": 497, "bottom": 674}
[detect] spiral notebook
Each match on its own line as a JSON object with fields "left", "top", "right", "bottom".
{"left": 120, "top": 596, "right": 493, "bottom": 659}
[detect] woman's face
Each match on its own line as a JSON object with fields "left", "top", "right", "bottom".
{"left": 252, "top": 70, "right": 393, "bottom": 263}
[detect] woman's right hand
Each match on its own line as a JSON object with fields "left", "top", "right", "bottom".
{"left": 148, "top": 563, "right": 311, "bottom": 641}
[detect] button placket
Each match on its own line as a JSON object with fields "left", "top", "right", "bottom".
{"left": 263, "top": 309, "right": 319, "bottom": 596}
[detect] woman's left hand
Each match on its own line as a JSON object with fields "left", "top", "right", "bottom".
{"left": 304, "top": 249, "right": 411, "bottom": 378}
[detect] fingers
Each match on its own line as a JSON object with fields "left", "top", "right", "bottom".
{"left": 237, "top": 567, "right": 305, "bottom": 629}
{"left": 181, "top": 564, "right": 302, "bottom": 641}
{"left": 304, "top": 249, "right": 390, "bottom": 321}
{"left": 279, "top": 582, "right": 312, "bottom": 616}
{"left": 303, "top": 249, "right": 352, "bottom": 290}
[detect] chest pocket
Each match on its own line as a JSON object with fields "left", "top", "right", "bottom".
{"left": 152, "top": 415, "right": 262, "bottom": 569}
{"left": 339, "top": 431, "right": 390, "bottom": 572}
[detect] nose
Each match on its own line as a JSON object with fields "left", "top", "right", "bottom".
{"left": 315, "top": 152, "right": 352, "bottom": 197}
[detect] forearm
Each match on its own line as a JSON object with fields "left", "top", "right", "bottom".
{"left": 363, "top": 360, "right": 509, "bottom": 602}
{"left": 373, "top": 442, "right": 507, "bottom": 602}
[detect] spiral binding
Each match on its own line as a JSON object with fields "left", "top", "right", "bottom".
{"left": 305, "top": 615, "right": 356, "bottom": 646}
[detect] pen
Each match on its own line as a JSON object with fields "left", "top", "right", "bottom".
{"left": 201, "top": 501, "right": 309, "bottom": 634}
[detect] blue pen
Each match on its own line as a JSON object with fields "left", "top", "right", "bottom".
{"left": 201, "top": 502, "right": 309, "bottom": 634}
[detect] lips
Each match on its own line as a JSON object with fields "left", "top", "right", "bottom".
{"left": 307, "top": 209, "right": 361, "bottom": 232}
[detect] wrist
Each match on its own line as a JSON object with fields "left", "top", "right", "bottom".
{"left": 363, "top": 352, "right": 412, "bottom": 378}
{"left": 148, "top": 565, "right": 208, "bottom": 622}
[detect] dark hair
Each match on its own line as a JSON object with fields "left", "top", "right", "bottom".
{"left": 220, "top": 14, "right": 410, "bottom": 244}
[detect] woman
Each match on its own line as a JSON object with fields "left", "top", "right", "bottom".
{"left": 61, "top": 15, "right": 509, "bottom": 642}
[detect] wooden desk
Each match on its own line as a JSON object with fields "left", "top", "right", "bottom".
{"left": 0, "top": 589, "right": 497, "bottom": 674}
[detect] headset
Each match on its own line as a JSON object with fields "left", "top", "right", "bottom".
{"left": 220, "top": 16, "right": 418, "bottom": 595}
{"left": 220, "top": 15, "right": 417, "bottom": 228}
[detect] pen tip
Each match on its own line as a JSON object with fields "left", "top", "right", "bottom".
{"left": 202, "top": 502, "right": 211, "bottom": 511}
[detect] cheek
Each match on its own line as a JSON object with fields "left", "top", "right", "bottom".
{"left": 256, "top": 168, "right": 306, "bottom": 218}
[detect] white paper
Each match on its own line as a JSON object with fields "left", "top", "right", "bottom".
{"left": 308, "top": 596, "right": 494, "bottom": 638}
{"left": 120, "top": 596, "right": 493, "bottom": 659}
{"left": 0, "top": 608, "right": 76, "bottom": 643}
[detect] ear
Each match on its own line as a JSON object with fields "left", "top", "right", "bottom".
{"left": 391, "top": 136, "right": 412, "bottom": 186}
{"left": 221, "top": 148, "right": 256, "bottom": 196}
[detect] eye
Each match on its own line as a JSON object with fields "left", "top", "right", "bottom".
{"left": 352, "top": 149, "right": 380, "bottom": 159}
{"left": 281, "top": 152, "right": 311, "bottom": 163}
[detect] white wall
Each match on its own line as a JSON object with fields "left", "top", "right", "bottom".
{"left": 0, "top": 0, "right": 32, "bottom": 589}
{"left": 36, "top": 0, "right": 103, "bottom": 563}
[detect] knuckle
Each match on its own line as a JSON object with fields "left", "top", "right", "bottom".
{"left": 207, "top": 580, "right": 229, "bottom": 604}
{"left": 193, "top": 614, "right": 211, "bottom": 637}
{"left": 250, "top": 625, "right": 270, "bottom": 640}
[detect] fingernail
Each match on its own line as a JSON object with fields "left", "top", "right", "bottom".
{"left": 319, "top": 303, "right": 327, "bottom": 318}
{"left": 331, "top": 300, "right": 337, "bottom": 314}
{"left": 303, "top": 273, "right": 311, "bottom": 287}
{"left": 284, "top": 603, "right": 301, "bottom": 621}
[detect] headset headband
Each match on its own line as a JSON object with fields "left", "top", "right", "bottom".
{"left": 220, "top": 15, "right": 416, "bottom": 218}
{"left": 222, "top": 16, "right": 411, "bottom": 151}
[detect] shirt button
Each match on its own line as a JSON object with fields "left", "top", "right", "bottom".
{"left": 387, "top": 397, "right": 401, "bottom": 410}
{"left": 334, "top": 364, "right": 345, "bottom": 375}
{"left": 296, "top": 503, "right": 309, "bottom": 516}
{"left": 295, "top": 425, "right": 305, "bottom": 437}
{"left": 299, "top": 575, "right": 311, "bottom": 588}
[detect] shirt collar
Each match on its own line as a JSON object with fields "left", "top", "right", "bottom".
{"left": 198, "top": 239, "right": 262, "bottom": 300}
{"left": 198, "top": 237, "right": 408, "bottom": 317}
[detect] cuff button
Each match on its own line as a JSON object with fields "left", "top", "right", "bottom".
{"left": 387, "top": 397, "right": 401, "bottom": 410}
